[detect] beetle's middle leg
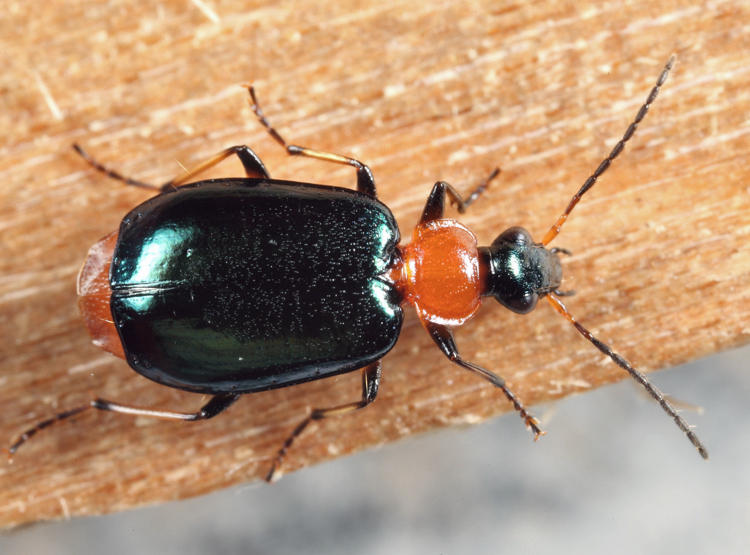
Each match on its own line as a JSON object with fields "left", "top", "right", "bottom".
{"left": 266, "top": 361, "right": 382, "bottom": 482}
{"left": 246, "top": 86, "right": 377, "bottom": 198}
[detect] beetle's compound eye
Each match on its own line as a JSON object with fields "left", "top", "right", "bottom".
{"left": 499, "top": 288, "right": 539, "bottom": 314}
{"left": 491, "top": 226, "right": 534, "bottom": 249}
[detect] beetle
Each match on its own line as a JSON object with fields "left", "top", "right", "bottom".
{"left": 10, "top": 57, "right": 707, "bottom": 481}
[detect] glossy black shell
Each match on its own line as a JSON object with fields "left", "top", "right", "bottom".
{"left": 110, "top": 179, "right": 403, "bottom": 394}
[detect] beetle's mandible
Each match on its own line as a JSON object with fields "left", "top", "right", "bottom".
{"left": 9, "top": 57, "right": 707, "bottom": 481}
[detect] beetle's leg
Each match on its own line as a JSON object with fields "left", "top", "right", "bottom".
{"left": 8, "top": 393, "right": 241, "bottom": 456}
{"left": 418, "top": 170, "right": 501, "bottom": 225}
{"left": 73, "top": 144, "right": 160, "bottom": 191}
{"left": 160, "top": 145, "right": 270, "bottom": 191}
{"left": 462, "top": 167, "right": 501, "bottom": 209}
{"left": 422, "top": 320, "right": 544, "bottom": 438}
{"left": 420, "top": 181, "right": 467, "bottom": 223}
{"left": 245, "top": 86, "right": 377, "bottom": 197}
{"left": 266, "top": 361, "right": 382, "bottom": 482}
{"left": 73, "top": 144, "right": 269, "bottom": 193}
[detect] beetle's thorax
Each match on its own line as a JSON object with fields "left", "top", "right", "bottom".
{"left": 389, "top": 219, "right": 486, "bottom": 326}
{"left": 481, "top": 226, "right": 562, "bottom": 314}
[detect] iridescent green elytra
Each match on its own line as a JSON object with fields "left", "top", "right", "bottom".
{"left": 111, "top": 179, "right": 403, "bottom": 393}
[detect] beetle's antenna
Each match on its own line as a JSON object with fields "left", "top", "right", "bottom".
{"left": 542, "top": 56, "right": 674, "bottom": 246}
{"left": 545, "top": 293, "right": 708, "bottom": 459}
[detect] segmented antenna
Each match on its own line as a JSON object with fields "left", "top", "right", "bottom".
{"left": 542, "top": 56, "right": 674, "bottom": 246}
{"left": 540, "top": 57, "right": 708, "bottom": 459}
{"left": 547, "top": 293, "right": 708, "bottom": 459}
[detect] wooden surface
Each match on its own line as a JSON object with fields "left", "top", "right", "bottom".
{"left": 1, "top": 0, "right": 749, "bottom": 528}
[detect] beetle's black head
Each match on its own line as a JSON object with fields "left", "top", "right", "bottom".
{"left": 482, "top": 226, "right": 562, "bottom": 314}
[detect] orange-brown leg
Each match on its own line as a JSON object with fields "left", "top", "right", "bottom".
{"left": 73, "top": 143, "right": 270, "bottom": 192}
{"left": 9, "top": 393, "right": 240, "bottom": 457}
{"left": 246, "top": 85, "right": 378, "bottom": 197}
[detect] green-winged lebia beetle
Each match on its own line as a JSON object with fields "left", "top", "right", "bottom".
{"left": 10, "top": 57, "right": 707, "bottom": 481}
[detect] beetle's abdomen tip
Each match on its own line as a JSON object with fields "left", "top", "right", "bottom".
{"left": 78, "top": 231, "right": 125, "bottom": 359}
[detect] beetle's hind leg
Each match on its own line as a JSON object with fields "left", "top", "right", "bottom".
{"left": 73, "top": 144, "right": 161, "bottom": 191}
{"left": 9, "top": 393, "right": 240, "bottom": 457}
{"left": 266, "top": 362, "right": 382, "bottom": 482}
{"left": 245, "top": 85, "right": 378, "bottom": 198}
{"left": 73, "top": 143, "right": 270, "bottom": 193}
{"left": 160, "top": 145, "right": 270, "bottom": 190}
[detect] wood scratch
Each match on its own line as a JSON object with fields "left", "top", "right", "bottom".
{"left": 34, "top": 71, "right": 63, "bottom": 121}
{"left": 190, "top": 0, "right": 220, "bottom": 23}
{"left": 68, "top": 355, "right": 116, "bottom": 375}
{"left": 58, "top": 496, "right": 71, "bottom": 520}
{"left": 148, "top": 85, "right": 237, "bottom": 122}
{"left": 0, "top": 281, "right": 67, "bottom": 304}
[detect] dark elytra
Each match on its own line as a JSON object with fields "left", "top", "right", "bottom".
{"left": 111, "top": 179, "right": 402, "bottom": 393}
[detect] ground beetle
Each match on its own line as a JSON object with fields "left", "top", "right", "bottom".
{"left": 10, "top": 57, "right": 707, "bottom": 481}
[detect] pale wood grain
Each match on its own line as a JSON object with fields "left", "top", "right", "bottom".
{"left": 1, "top": 0, "right": 749, "bottom": 527}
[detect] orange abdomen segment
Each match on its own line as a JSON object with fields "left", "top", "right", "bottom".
{"left": 396, "top": 219, "right": 485, "bottom": 326}
{"left": 77, "top": 231, "right": 124, "bottom": 359}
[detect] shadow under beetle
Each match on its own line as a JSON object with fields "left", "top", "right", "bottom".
{"left": 10, "top": 57, "right": 707, "bottom": 481}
